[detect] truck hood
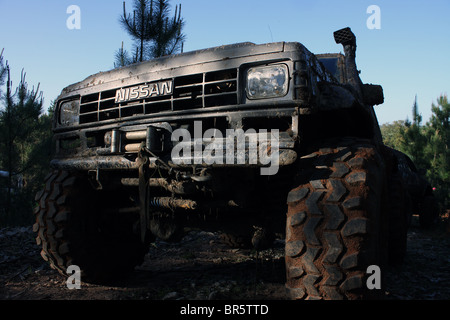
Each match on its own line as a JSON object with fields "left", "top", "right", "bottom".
{"left": 59, "top": 42, "right": 289, "bottom": 99}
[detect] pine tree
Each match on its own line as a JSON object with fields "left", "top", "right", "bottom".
{"left": 147, "top": 0, "right": 185, "bottom": 58}
{"left": 401, "top": 95, "right": 427, "bottom": 168}
{"left": 0, "top": 62, "right": 44, "bottom": 223}
{"left": 115, "top": 0, "right": 185, "bottom": 67}
{"left": 424, "top": 95, "right": 450, "bottom": 208}
{"left": 114, "top": 41, "right": 132, "bottom": 68}
{"left": 383, "top": 94, "right": 449, "bottom": 211}
{"left": 380, "top": 120, "right": 406, "bottom": 150}
{"left": 0, "top": 49, "right": 7, "bottom": 94}
{"left": 119, "top": 0, "right": 153, "bottom": 63}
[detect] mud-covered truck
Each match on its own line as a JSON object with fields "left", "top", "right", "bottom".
{"left": 34, "top": 27, "right": 408, "bottom": 299}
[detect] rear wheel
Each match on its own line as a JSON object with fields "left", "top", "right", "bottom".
{"left": 387, "top": 172, "right": 409, "bottom": 265}
{"left": 285, "top": 139, "right": 388, "bottom": 300}
{"left": 34, "top": 170, "right": 149, "bottom": 283}
{"left": 419, "top": 195, "right": 439, "bottom": 228}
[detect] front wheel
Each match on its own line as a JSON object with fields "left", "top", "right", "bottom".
{"left": 34, "top": 170, "right": 149, "bottom": 283}
{"left": 285, "top": 139, "right": 388, "bottom": 300}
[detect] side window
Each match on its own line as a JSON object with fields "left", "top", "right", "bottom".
{"left": 317, "top": 55, "right": 346, "bottom": 83}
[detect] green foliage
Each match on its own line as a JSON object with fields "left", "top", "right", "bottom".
{"left": 0, "top": 53, "right": 53, "bottom": 227}
{"left": 115, "top": 0, "right": 185, "bottom": 67}
{"left": 0, "top": 49, "right": 6, "bottom": 89}
{"left": 380, "top": 120, "right": 406, "bottom": 150}
{"left": 400, "top": 96, "right": 428, "bottom": 169}
{"left": 114, "top": 41, "right": 132, "bottom": 68}
{"left": 381, "top": 95, "right": 450, "bottom": 211}
{"left": 423, "top": 95, "right": 450, "bottom": 209}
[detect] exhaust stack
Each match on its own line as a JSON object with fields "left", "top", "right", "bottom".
{"left": 333, "top": 27, "right": 363, "bottom": 100}
{"left": 333, "top": 27, "right": 384, "bottom": 106}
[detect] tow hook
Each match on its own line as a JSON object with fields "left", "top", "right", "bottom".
{"left": 88, "top": 169, "right": 102, "bottom": 190}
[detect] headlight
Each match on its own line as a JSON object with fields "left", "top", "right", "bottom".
{"left": 59, "top": 99, "right": 79, "bottom": 126}
{"left": 246, "top": 64, "right": 289, "bottom": 99}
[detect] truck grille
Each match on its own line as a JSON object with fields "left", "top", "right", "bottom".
{"left": 79, "top": 69, "right": 238, "bottom": 125}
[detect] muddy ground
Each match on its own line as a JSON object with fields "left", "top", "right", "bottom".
{"left": 1, "top": 215, "right": 449, "bottom": 301}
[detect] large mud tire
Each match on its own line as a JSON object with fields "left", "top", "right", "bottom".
{"left": 33, "top": 170, "right": 149, "bottom": 283}
{"left": 285, "top": 139, "right": 388, "bottom": 300}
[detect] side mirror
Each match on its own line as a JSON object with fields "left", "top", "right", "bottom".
{"left": 363, "top": 84, "right": 384, "bottom": 106}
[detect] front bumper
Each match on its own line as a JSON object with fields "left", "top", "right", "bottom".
{"left": 51, "top": 131, "right": 298, "bottom": 174}
{"left": 51, "top": 149, "right": 297, "bottom": 171}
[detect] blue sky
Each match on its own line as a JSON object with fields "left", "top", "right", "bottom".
{"left": 0, "top": 0, "right": 449, "bottom": 125}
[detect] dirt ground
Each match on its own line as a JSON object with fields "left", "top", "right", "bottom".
{"left": 1, "top": 215, "right": 449, "bottom": 301}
